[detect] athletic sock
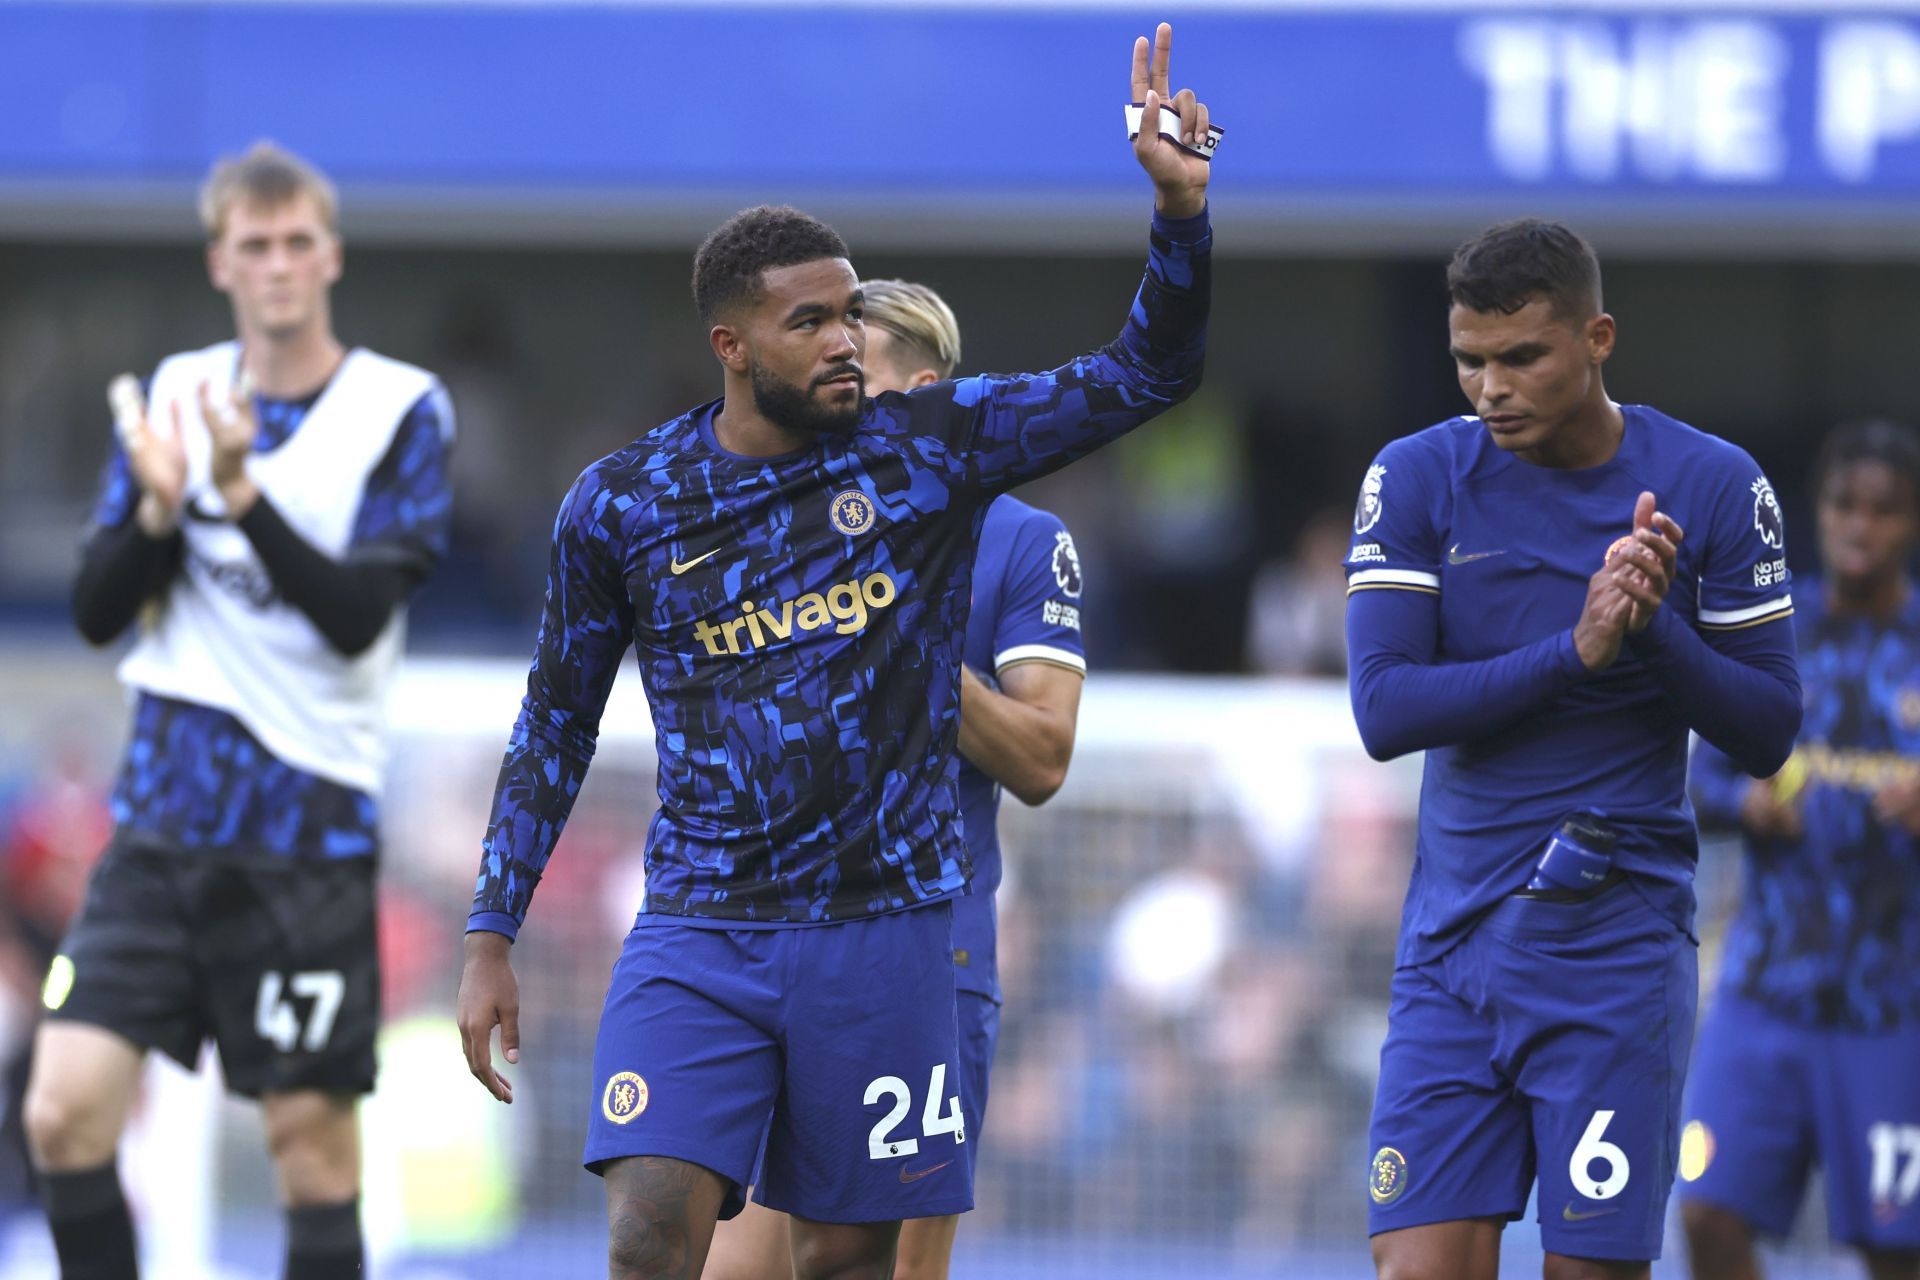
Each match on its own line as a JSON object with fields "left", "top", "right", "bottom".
{"left": 39, "top": 1161, "right": 138, "bottom": 1280}
{"left": 284, "top": 1198, "right": 363, "bottom": 1279}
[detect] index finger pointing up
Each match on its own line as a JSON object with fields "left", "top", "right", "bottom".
{"left": 1131, "top": 35, "right": 1150, "bottom": 101}
{"left": 1151, "top": 22, "right": 1172, "bottom": 99}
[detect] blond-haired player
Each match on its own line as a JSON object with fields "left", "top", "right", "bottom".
{"left": 701, "top": 279, "right": 1088, "bottom": 1280}
{"left": 26, "top": 141, "right": 453, "bottom": 1279}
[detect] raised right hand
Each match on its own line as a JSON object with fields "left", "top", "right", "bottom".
{"left": 457, "top": 931, "right": 521, "bottom": 1103}
{"left": 108, "top": 376, "right": 186, "bottom": 535}
{"left": 1130, "top": 23, "right": 1211, "bottom": 219}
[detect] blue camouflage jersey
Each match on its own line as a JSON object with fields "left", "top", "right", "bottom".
{"left": 1693, "top": 587, "right": 1920, "bottom": 1030}
{"left": 92, "top": 376, "right": 454, "bottom": 860}
{"left": 954, "top": 495, "right": 1087, "bottom": 1002}
{"left": 468, "top": 209, "right": 1208, "bottom": 936}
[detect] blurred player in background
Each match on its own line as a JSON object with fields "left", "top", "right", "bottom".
{"left": 1681, "top": 420, "right": 1920, "bottom": 1280}
{"left": 701, "top": 280, "right": 1087, "bottom": 1280}
{"left": 24, "top": 141, "right": 454, "bottom": 1279}
{"left": 456, "top": 23, "right": 1206, "bottom": 1280}
{"left": 1345, "top": 220, "right": 1801, "bottom": 1280}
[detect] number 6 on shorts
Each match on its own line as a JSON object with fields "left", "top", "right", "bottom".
{"left": 1570, "top": 1108, "right": 1631, "bottom": 1200}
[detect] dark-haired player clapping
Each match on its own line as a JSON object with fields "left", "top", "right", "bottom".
{"left": 1347, "top": 219, "right": 1801, "bottom": 1280}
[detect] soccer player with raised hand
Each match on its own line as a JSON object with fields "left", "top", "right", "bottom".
{"left": 456, "top": 21, "right": 1207, "bottom": 1280}
{"left": 700, "top": 280, "right": 1087, "bottom": 1280}
{"left": 1682, "top": 421, "right": 1920, "bottom": 1280}
{"left": 1346, "top": 220, "right": 1801, "bottom": 1280}
{"left": 28, "top": 142, "right": 454, "bottom": 1280}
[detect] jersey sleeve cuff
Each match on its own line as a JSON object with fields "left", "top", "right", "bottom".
{"left": 1697, "top": 594, "right": 1794, "bottom": 631}
{"left": 1151, "top": 205, "right": 1211, "bottom": 244}
{"left": 466, "top": 911, "right": 522, "bottom": 941}
{"left": 1346, "top": 567, "right": 1441, "bottom": 596}
{"left": 995, "top": 643, "right": 1087, "bottom": 675}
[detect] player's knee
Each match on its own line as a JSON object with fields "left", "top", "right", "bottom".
{"left": 21, "top": 1082, "right": 113, "bottom": 1170}
{"left": 263, "top": 1094, "right": 359, "bottom": 1205}
{"left": 790, "top": 1224, "right": 899, "bottom": 1280}
{"left": 1374, "top": 1259, "right": 1459, "bottom": 1280}
{"left": 792, "top": 1256, "right": 895, "bottom": 1280}
{"left": 1681, "top": 1199, "right": 1755, "bottom": 1278}
{"left": 607, "top": 1201, "right": 694, "bottom": 1277}
{"left": 1372, "top": 1236, "right": 1488, "bottom": 1280}
{"left": 891, "top": 1217, "right": 956, "bottom": 1280}
{"left": 1541, "top": 1255, "right": 1650, "bottom": 1280}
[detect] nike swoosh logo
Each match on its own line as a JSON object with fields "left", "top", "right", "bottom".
{"left": 1562, "top": 1203, "right": 1618, "bottom": 1222}
{"left": 669, "top": 549, "right": 720, "bottom": 575}
{"left": 1448, "top": 544, "right": 1507, "bottom": 565}
{"left": 899, "top": 1159, "right": 953, "bottom": 1184}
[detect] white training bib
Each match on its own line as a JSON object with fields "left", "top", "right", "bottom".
{"left": 118, "top": 341, "right": 440, "bottom": 795}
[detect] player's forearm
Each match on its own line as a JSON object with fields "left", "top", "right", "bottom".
{"left": 966, "top": 210, "right": 1209, "bottom": 490}
{"left": 1077, "top": 208, "right": 1210, "bottom": 432}
{"left": 465, "top": 502, "right": 630, "bottom": 938}
{"left": 1346, "top": 590, "right": 1588, "bottom": 761}
{"left": 71, "top": 518, "right": 181, "bottom": 645}
{"left": 1114, "top": 206, "right": 1211, "bottom": 386}
{"left": 1628, "top": 609, "right": 1801, "bottom": 777}
{"left": 236, "top": 496, "right": 416, "bottom": 656}
{"left": 466, "top": 694, "right": 601, "bottom": 938}
{"left": 958, "top": 672, "right": 1075, "bottom": 806}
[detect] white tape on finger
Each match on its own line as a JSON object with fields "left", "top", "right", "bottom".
{"left": 1125, "top": 103, "right": 1223, "bottom": 160}
{"left": 108, "top": 373, "right": 144, "bottom": 447}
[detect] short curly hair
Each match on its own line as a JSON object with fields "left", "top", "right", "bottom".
{"left": 692, "top": 205, "right": 850, "bottom": 326}
{"left": 1447, "top": 218, "right": 1601, "bottom": 321}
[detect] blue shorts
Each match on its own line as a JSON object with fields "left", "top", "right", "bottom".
{"left": 954, "top": 990, "right": 1000, "bottom": 1187}
{"left": 748, "top": 986, "right": 1001, "bottom": 1197}
{"left": 1368, "top": 880, "right": 1697, "bottom": 1261}
{"left": 584, "top": 902, "right": 972, "bottom": 1224}
{"left": 1679, "top": 990, "right": 1920, "bottom": 1249}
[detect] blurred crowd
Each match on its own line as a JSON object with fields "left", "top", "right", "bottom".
{"left": 9, "top": 238, "right": 1905, "bottom": 679}
{"left": 0, "top": 670, "right": 1415, "bottom": 1256}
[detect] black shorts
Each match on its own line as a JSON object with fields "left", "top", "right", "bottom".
{"left": 45, "top": 833, "right": 381, "bottom": 1098}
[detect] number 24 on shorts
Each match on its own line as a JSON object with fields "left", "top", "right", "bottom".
{"left": 864, "top": 1064, "right": 965, "bottom": 1159}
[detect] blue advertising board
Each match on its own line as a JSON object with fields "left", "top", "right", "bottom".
{"left": 1, "top": 3, "right": 1916, "bottom": 239}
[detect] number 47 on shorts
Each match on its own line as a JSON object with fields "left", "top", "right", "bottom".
{"left": 255, "top": 970, "right": 344, "bottom": 1053}
{"left": 865, "top": 1064, "right": 965, "bottom": 1159}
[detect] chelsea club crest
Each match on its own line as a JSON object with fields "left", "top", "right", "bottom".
{"left": 1370, "top": 1146, "right": 1408, "bottom": 1205}
{"left": 602, "top": 1071, "right": 649, "bottom": 1124}
{"left": 830, "top": 489, "right": 877, "bottom": 536}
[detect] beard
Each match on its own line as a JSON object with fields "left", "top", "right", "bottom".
{"left": 750, "top": 362, "right": 866, "bottom": 438}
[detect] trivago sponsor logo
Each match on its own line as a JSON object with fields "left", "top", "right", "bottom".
{"left": 693, "top": 573, "right": 899, "bottom": 656}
